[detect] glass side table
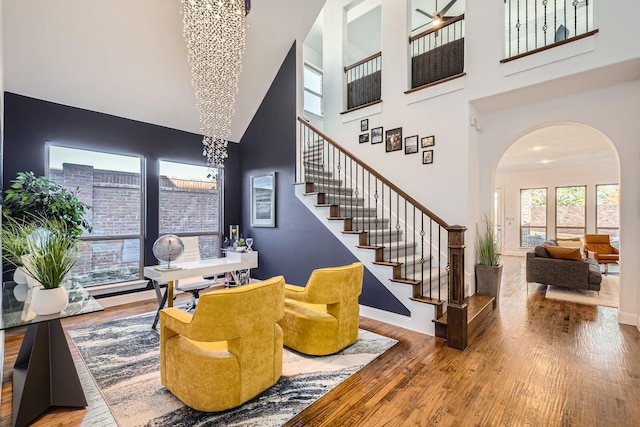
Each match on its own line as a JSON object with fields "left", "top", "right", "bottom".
{"left": 1, "top": 280, "right": 104, "bottom": 427}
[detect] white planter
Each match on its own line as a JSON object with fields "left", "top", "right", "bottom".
{"left": 31, "top": 286, "right": 68, "bottom": 315}
{"left": 13, "top": 267, "right": 28, "bottom": 285}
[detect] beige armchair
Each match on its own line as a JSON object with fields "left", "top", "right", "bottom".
{"left": 278, "top": 262, "right": 364, "bottom": 356}
{"left": 160, "top": 276, "right": 285, "bottom": 412}
{"left": 583, "top": 234, "right": 619, "bottom": 274}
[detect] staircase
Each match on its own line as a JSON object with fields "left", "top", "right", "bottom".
{"left": 296, "top": 118, "right": 494, "bottom": 350}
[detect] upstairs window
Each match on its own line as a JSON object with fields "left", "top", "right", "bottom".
{"left": 304, "top": 63, "right": 324, "bottom": 117}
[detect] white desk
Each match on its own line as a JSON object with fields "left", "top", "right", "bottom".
{"left": 144, "top": 251, "right": 258, "bottom": 328}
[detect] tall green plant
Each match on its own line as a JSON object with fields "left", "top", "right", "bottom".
{"left": 2, "top": 171, "right": 92, "bottom": 240}
{"left": 475, "top": 213, "right": 502, "bottom": 266}
{"left": 2, "top": 216, "right": 77, "bottom": 289}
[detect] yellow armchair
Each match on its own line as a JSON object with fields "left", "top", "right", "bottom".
{"left": 160, "top": 276, "right": 285, "bottom": 412}
{"left": 278, "top": 262, "right": 364, "bottom": 356}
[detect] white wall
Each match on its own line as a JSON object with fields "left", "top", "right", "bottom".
{"left": 496, "top": 161, "right": 618, "bottom": 255}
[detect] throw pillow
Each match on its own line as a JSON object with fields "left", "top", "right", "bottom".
{"left": 534, "top": 246, "right": 550, "bottom": 258}
{"left": 544, "top": 245, "right": 583, "bottom": 261}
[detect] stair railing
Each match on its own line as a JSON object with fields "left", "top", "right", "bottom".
{"left": 298, "top": 118, "right": 467, "bottom": 348}
{"left": 344, "top": 52, "right": 382, "bottom": 111}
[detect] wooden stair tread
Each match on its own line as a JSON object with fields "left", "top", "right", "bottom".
{"left": 357, "top": 245, "right": 383, "bottom": 250}
{"left": 342, "top": 230, "right": 364, "bottom": 235}
{"left": 434, "top": 294, "right": 494, "bottom": 326}
{"left": 391, "top": 278, "right": 422, "bottom": 286}
{"left": 328, "top": 216, "right": 348, "bottom": 220}
{"left": 314, "top": 204, "right": 332, "bottom": 207}
{"left": 410, "top": 296, "right": 445, "bottom": 306}
{"left": 374, "top": 261, "right": 401, "bottom": 267}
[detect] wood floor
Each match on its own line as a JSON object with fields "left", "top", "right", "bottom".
{"left": 2, "top": 256, "right": 639, "bottom": 426}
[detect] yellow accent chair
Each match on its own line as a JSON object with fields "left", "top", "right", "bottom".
{"left": 583, "top": 234, "right": 619, "bottom": 274}
{"left": 160, "top": 276, "right": 285, "bottom": 412}
{"left": 278, "top": 262, "right": 364, "bottom": 356}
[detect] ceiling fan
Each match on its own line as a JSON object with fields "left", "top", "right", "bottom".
{"left": 416, "top": 0, "right": 459, "bottom": 28}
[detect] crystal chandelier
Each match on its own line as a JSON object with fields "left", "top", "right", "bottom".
{"left": 181, "top": 0, "right": 250, "bottom": 169}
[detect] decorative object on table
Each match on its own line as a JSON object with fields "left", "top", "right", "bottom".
{"left": 180, "top": 0, "right": 250, "bottom": 171}
{"left": 475, "top": 213, "right": 503, "bottom": 307}
{"left": 152, "top": 234, "right": 184, "bottom": 270}
{"left": 422, "top": 149, "right": 434, "bottom": 164}
{"left": 385, "top": 127, "right": 403, "bottom": 152}
{"left": 421, "top": 135, "right": 435, "bottom": 148}
{"left": 245, "top": 237, "right": 254, "bottom": 251}
{"left": 371, "top": 126, "right": 383, "bottom": 144}
{"left": 360, "top": 118, "right": 369, "bottom": 131}
{"left": 359, "top": 133, "right": 369, "bottom": 143}
{"left": 235, "top": 238, "right": 247, "bottom": 252}
{"left": 251, "top": 172, "right": 276, "bottom": 227}
{"left": 2, "top": 216, "right": 78, "bottom": 315}
{"left": 229, "top": 225, "right": 240, "bottom": 243}
{"left": 404, "top": 135, "right": 419, "bottom": 154}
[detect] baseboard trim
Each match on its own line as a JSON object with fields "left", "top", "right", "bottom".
{"left": 97, "top": 289, "right": 158, "bottom": 308}
{"left": 618, "top": 310, "right": 639, "bottom": 330}
{"left": 360, "top": 305, "right": 412, "bottom": 330}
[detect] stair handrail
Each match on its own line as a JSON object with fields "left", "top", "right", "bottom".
{"left": 298, "top": 117, "right": 449, "bottom": 229}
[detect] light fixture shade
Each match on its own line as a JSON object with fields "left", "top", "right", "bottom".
{"left": 181, "top": 0, "right": 249, "bottom": 169}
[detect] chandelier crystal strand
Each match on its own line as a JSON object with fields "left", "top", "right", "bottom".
{"left": 181, "top": 0, "right": 247, "bottom": 169}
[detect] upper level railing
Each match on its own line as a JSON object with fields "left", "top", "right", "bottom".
{"left": 409, "top": 14, "right": 465, "bottom": 90}
{"left": 297, "top": 119, "right": 467, "bottom": 343}
{"left": 344, "top": 52, "right": 382, "bottom": 111}
{"left": 504, "top": 0, "right": 596, "bottom": 60}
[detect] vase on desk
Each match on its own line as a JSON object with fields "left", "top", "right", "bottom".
{"left": 31, "top": 286, "right": 68, "bottom": 316}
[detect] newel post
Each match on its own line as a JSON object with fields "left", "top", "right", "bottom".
{"left": 446, "top": 225, "right": 468, "bottom": 350}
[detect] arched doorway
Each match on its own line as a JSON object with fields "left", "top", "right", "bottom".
{"left": 495, "top": 122, "right": 620, "bottom": 302}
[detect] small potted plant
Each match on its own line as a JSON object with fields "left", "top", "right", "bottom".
{"left": 2, "top": 216, "right": 78, "bottom": 315}
{"left": 475, "top": 213, "right": 503, "bottom": 307}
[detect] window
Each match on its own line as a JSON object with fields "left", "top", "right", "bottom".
{"left": 158, "top": 161, "right": 222, "bottom": 259}
{"left": 596, "top": 184, "right": 620, "bottom": 248}
{"left": 48, "top": 145, "right": 143, "bottom": 287}
{"left": 520, "top": 188, "right": 547, "bottom": 247}
{"left": 304, "top": 63, "right": 323, "bottom": 117}
{"left": 555, "top": 186, "right": 586, "bottom": 240}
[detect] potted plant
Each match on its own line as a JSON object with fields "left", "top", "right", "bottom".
{"left": 2, "top": 171, "right": 92, "bottom": 241}
{"left": 475, "top": 213, "right": 503, "bottom": 307}
{"left": 2, "top": 216, "right": 78, "bottom": 315}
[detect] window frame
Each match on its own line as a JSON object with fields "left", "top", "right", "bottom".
{"left": 45, "top": 143, "right": 146, "bottom": 287}
{"left": 554, "top": 185, "right": 586, "bottom": 240}
{"left": 519, "top": 187, "right": 548, "bottom": 248}
{"left": 303, "top": 62, "right": 324, "bottom": 118}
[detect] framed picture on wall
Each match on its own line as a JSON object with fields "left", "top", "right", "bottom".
{"left": 404, "top": 135, "right": 418, "bottom": 154}
{"left": 359, "top": 133, "right": 370, "bottom": 143}
{"left": 385, "top": 127, "right": 403, "bottom": 152}
{"left": 371, "top": 127, "right": 384, "bottom": 144}
{"left": 361, "top": 119, "right": 369, "bottom": 132}
{"left": 423, "top": 150, "right": 434, "bottom": 164}
{"left": 250, "top": 172, "right": 276, "bottom": 227}
{"left": 421, "top": 135, "right": 435, "bottom": 148}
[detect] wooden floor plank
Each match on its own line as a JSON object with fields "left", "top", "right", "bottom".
{"left": 1, "top": 256, "right": 640, "bottom": 426}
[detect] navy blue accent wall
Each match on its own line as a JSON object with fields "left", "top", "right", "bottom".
{"left": 238, "top": 44, "right": 409, "bottom": 316}
{"left": 2, "top": 92, "right": 242, "bottom": 270}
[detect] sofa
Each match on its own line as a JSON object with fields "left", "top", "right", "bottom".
{"left": 526, "top": 242, "right": 602, "bottom": 292}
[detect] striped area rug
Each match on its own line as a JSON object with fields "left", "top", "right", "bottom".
{"left": 69, "top": 312, "right": 397, "bottom": 426}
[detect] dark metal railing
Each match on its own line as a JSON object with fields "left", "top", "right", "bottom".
{"left": 409, "top": 14, "right": 465, "bottom": 89}
{"left": 344, "top": 52, "right": 382, "bottom": 110}
{"left": 298, "top": 118, "right": 467, "bottom": 311}
{"left": 504, "top": 0, "right": 595, "bottom": 59}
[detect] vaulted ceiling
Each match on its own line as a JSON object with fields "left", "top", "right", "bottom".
{"left": 2, "top": 0, "right": 326, "bottom": 142}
